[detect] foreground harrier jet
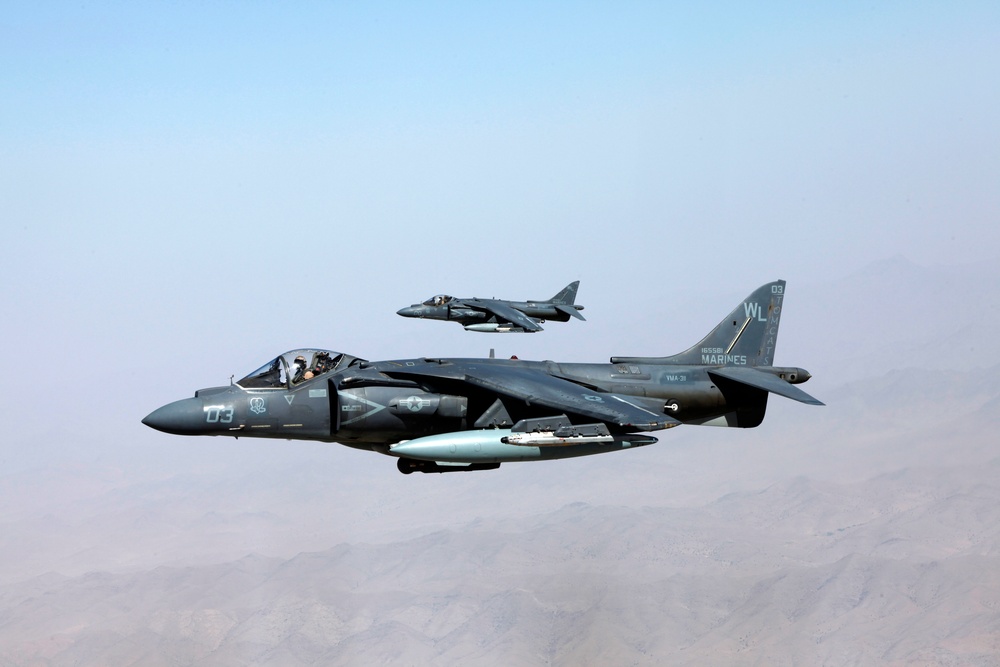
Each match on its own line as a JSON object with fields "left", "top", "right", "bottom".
{"left": 144, "top": 281, "right": 821, "bottom": 474}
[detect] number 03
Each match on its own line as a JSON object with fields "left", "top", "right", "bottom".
{"left": 205, "top": 406, "right": 234, "bottom": 423}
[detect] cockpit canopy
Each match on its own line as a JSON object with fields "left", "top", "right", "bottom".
{"left": 422, "top": 294, "right": 455, "bottom": 307}
{"left": 237, "top": 349, "right": 353, "bottom": 389}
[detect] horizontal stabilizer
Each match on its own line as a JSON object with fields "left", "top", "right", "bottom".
{"left": 709, "top": 367, "right": 824, "bottom": 405}
{"left": 555, "top": 304, "right": 586, "bottom": 321}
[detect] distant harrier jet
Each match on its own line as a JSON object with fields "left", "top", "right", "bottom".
{"left": 396, "top": 281, "right": 585, "bottom": 333}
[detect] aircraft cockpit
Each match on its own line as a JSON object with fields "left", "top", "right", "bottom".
{"left": 423, "top": 295, "right": 455, "bottom": 307}
{"left": 236, "top": 349, "right": 354, "bottom": 389}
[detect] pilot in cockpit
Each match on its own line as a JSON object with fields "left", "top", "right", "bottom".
{"left": 292, "top": 355, "right": 313, "bottom": 383}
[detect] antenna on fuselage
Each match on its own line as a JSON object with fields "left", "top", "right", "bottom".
{"left": 489, "top": 348, "right": 495, "bottom": 359}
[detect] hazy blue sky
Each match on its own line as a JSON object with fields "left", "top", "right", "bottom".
{"left": 3, "top": 2, "right": 999, "bottom": 470}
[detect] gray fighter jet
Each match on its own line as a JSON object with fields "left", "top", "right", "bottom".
{"left": 396, "top": 281, "right": 585, "bottom": 332}
{"left": 144, "top": 280, "right": 822, "bottom": 474}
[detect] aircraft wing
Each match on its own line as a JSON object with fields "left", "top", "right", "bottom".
{"left": 708, "top": 366, "right": 825, "bottom": 405}
{"left": 469, "top": 300, "right": 545, "bottom": 332}
{"left": 385, "top": 363, "right": 678, "bottom": 431}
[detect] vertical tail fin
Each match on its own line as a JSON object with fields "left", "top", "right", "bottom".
{"left": 663, "top": 280, "right": 786, "bottom": 366}
{"left": 608, "top": 280, "right": 820, "bottom": 427}
{"left": 549, "top": 281, "right": 580, "bottom": 305}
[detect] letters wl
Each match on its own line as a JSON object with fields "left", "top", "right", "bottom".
{"left": 743, "top": 301, "right": 768, "bottom": 322}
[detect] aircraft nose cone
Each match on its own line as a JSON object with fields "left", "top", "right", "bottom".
{"left": 397, "top": 306, "right": 419, "bottom": 317}
{"left": 142, "top": 398, "right": 205, "bottom": 435}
